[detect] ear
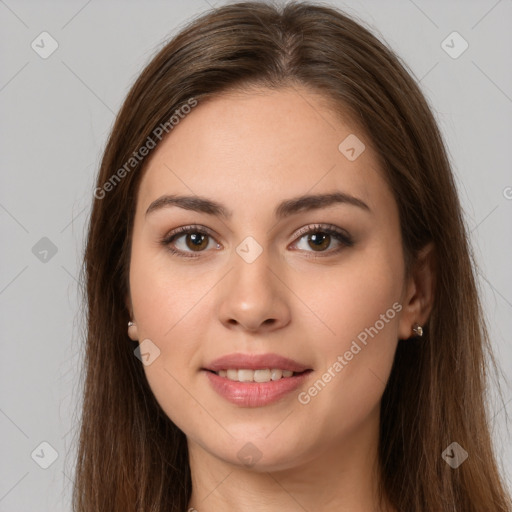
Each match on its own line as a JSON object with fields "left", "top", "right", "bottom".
{"left": 398, "top": 242, "right": 436, "bottom": 340}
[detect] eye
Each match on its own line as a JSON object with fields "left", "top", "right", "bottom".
{"left": 161, "top": 225, "right": 220, "bottom": 258}
{"left": 290, "top": 223, "right": 354, "bottom": 257}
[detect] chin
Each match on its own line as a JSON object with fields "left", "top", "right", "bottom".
{"left": 202, "top": 434, "right": 310, "bottom": 473}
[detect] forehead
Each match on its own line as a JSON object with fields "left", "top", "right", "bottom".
{"left": 137, "top": 86, "right": 394, "bottom": 219}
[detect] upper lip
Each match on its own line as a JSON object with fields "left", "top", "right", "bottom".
{"left": 204, "top": 353, "right": 311, "bottom": 373}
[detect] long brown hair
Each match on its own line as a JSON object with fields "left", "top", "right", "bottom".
{"left": 73, "top": 2, "right": 512, "bottom": 510}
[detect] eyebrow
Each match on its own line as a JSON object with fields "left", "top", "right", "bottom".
{"left": 145, "top": 191, "right": 371, "bottom": 220}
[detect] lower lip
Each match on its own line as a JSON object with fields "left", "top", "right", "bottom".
{"left": 204, "top": 370, "right": 312, "bottom": 407}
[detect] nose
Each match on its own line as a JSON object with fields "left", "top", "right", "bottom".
{"left": 217, "top": 247, "right": 291, "bottom": 333}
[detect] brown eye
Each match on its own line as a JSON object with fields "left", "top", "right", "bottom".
{"left": 292, "top": 224, "right": 354, "bottom": 257}
{"left": 161, "top": 225, "right": 220, "bottom": 258}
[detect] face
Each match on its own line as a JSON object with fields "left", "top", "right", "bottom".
{"left": 127, "top": 85, "right": 409, "bottom": 471}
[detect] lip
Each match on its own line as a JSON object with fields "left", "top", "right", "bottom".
{"left": 204, "top": 369, "right": 313, "bottom": 407}
{"left": 204, "top": 352, "right": 311, "bottom": 373}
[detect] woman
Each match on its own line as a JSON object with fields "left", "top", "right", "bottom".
{"left": 73, "top": 2, "right": 512, "bottom": 511}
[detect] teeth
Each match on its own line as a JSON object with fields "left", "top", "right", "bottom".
{"left": 216, "top": 368, "right": 295, "bottom": 382}
{"left": 271, "top": 369, "right": 282, "bottom": 381}
{"left": 238, "top": 369, "right": 254, "bottom": 382}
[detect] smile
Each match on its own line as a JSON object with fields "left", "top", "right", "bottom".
{"left": 204, "top": 369, "right": 313, "bottom": 407}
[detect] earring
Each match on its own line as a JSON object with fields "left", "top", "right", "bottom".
{"left": 128, "top": 320, "right": 138, "bottom": 340}
{"left": 412, "top": 323, "right": 423, "bottom": 337}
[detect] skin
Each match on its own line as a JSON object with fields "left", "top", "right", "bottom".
{"left": 126, "top": 85, "right": 435, "bottom": 511}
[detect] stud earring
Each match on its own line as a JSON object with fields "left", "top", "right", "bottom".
{"left": 412, "top": 323, "right": 423, "bottom": 337}
{"left": 127, "top": 320, "right": 138, "bottom": 340}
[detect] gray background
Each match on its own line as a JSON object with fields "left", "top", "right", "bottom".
{"left": 1, "top": 0, "right": 511, "bottom": 510}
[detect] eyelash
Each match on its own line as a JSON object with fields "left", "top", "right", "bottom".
{"left": 160, "top": 223, "right": 354, "bottom": 259}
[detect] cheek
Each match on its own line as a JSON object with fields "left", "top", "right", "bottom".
{"left": 295, "top": 245, "right": 402, "bottom": 415}
{"left": 129, "top": 238, "right": 206, "bottom": 339}
{"left": 129, "top": 243, "right": 211, "bottom": 431}
{"left": 129, "top": 243, "right": 189, "bottom": 372}
{"left": 295, "top": 244, "right": 403, "bottom": 349}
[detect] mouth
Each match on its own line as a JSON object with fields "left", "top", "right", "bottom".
{"left": 202, "top": 368, "right": 314, "bottom": 407}
{"left": 202, "top": 353, "right": 313, "bottom": 406}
